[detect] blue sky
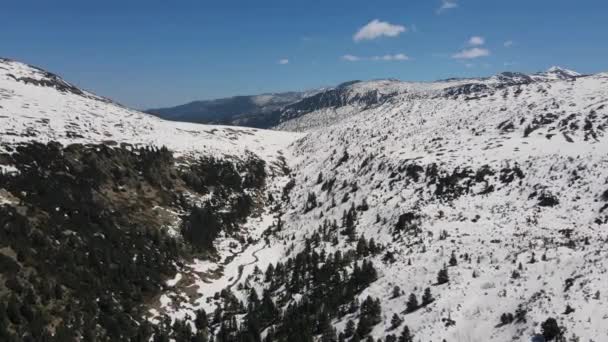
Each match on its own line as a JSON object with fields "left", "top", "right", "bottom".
{"left": 1, "top": 0, "right": 606, "bottom": 108}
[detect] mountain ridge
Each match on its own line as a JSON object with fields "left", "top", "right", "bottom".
{"left": 1, "top": 58, "right": 608, "bottom": 341}
{"left": 146, "top": 66, "right": 588, "bottom": 131}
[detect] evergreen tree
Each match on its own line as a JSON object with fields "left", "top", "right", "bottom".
{"left": 437, "top": 267, "right": 449, "bottom": 285}
{"left": 264, "top": 264, "right": 275, "bottom": 283}
{"left": 398, "top": 325, "right": 413, "bottom": 342}
{"left": 392, "top": 286, "right": 401, "bottom": 298}
{"left": 321, "top": 325, "right": 338, "bottom": 342}
{"left": 449, "top": 251, "right": 458, "bottom": 266}
{"left": 541, "top": 317, "right": 563, "bottom": 341}
{"left": 194, "top": 309, "right": 208, "bottom": 331}
{"left": 421, "top": 287, "right": 434, "bottom": 306}
{"left": 248, "top": 289, "right": 260, "bottom": 312}
{"left": 344, "top": 320, "right": 356, "bottom": 338}
{"left": 356, "top": 236, "right": 369, "bottom": 257}
{"left": 390, "top": 313, "right": 402, "bottom": 329}
{"left": 405, "top": 293, "right": 419, "bottom": 313}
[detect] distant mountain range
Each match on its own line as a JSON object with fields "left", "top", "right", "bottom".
{"left": 147, "top": 67, "right": 583, "bottom": 130}
{"left": 146, "top": 90, "right": 322, "bottom": 128}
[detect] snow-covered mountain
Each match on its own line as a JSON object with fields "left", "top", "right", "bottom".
{"left": 1, "top": 58, "right": 607, "bottom": 342}
{"left": 275, "top": 66, "right": 587, "bottom": 132}
{"left": 0, "top": 58, "right": 299, "bottom": 161}
{"left": 153, "top": 67, "right": 608, "bottom": 341}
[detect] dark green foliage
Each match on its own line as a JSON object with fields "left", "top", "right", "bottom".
{"left": 394, "top": 212, "right": 419, "bottom": 234}
{"left": 305, "top": 192, "right": 318, "bottom": 213}
{"left": 180, "top": 155, "right": 266, "bottom": 251}
{"left": 398, "top": 325, "right": 414, "bottom": 342}
{"left": 182, "top": 204, "right": 222, "bottom": 250}
{"left": 421, "top": 287, "right": 434, "bottom": 306}
{"left": 356, "top": 296, "right": 382, "bottom": 338}
{"left": 234, "top": 237, "right": 381, "bottom": 342}
{"left": 437, "top": 267, "right": 449, "bottom": 285}
{"left": 390, "top": 313, "right": 402, "bottom": 329}
{"left": 392, "top": 286, "right": 401, "bottom": 299}
{"left": 0, "top": 142, "right": 266, "bottom": 341}
{"left": 341, "top": 205, "right": 358, "bottom": 241}
{"left": 344, "top": 320, "right": 356, "bottom": 338}
{"left": 541, "top": 317, "right": 564, "bottom": 341}
{"left": 405, "top": 293, "right": 419, "bottom": 313}
{"left": 449, "top": 251, "right": 458, "bottom": 266}
{"left": 500, "top": 312, "right": 514, "bottom": 325}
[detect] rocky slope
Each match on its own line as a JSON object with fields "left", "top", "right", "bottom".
{"left": 268, "top": 67, "right": 608, "bottom": 341}
{"left": 1, "top": 58, "right": 607, "bottom": 342}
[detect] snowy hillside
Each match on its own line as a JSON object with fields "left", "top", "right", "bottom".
{"left": 157, "top": 68, "right": 608, "bottom": 341}
{"left": 0, "top": 58, "right": 300, "bottom": 161}
{"left": 1, "top": 57, "right": 607, "bottom": 342}
{"left": 275, "top": 67, "right": 587, "bottom": 132}
{"left": 274, "top": 69, "right": 608, "bottom": 341}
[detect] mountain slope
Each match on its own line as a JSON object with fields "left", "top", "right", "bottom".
{"left": 157, "top": 68, "right": 608, "bottom": 341}
{"left": 1, "top": 58, "right": 607, "bottom": 342}
{"left": 273, "top": 69, "right": 608, "bottom": 340}
{"left": 147, "top": 91, "right": 320, "bottom": 128}
{"left": 0, "top": 58, "right": 300, "bottom": 341}
{"left": 0, "top": 58, "right": 300, "bottom": 160}
{"left": 275, "top": 66, "right": 587, "bottom": 132}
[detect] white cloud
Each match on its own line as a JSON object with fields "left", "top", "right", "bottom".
{"left": 373, "top": 53, "right": 410, "bottom": 61}
{"left": 353, "top": 19, "right": 407, "bottom": 42}
{"left": 468, "top": 36, "right": 485, "bottom": 46}
{"left": 437, "top": 0, "right": 458, "bottom": 14}
{"left": 342, "top": 53, "right": 410, "bottom": 62}
{"left": 278, "top": 59, "right": 289, "bottom": 65}
{"left": 452, "top": 47, "right": 490, "bottom": 59}
{"left": 342, "top": 55, "right": 361, "bottom": 62}
{"left": 504, "top": 40, "right": 514, "bottom": 48}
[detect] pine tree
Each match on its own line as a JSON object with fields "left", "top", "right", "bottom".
{"left": 390, "top": 313, "right": 402, "bottom": 329}
{"left": 398, "top": 325, "right": 414, "bottom": 342}
{"left": 405, "top": 293, "right": 418, "bottom": 313}
{"left": 248, "top": 289, "right": 260, "bottom": 312}
{"left": 194, "top": 309, "right": 208, "bottom": 332}
{"left": 422, "top": 287, "right": 434, "bottom": 306}
{"left": 305, "top": 192, "right": 318, "bottom": 213}
{"left": 356, "top": 236, "right": 369, "bottom": 257}
{"left": 264, "top": 264, "right": 274, "bottom": 283}
{"left": 321, "top": 325, "right": 337, "bottom": 342}
{"left": 541, "top": 317, "right": 562, "bottom": 341}
{"left": 449, "top": 251, "right": 458, "bottom": 266}
{"left": 392, "top": 286, "right": 401, "bottom": 298}
{"left": 437, "top": 267, "right": 449, "bottom": 285}
{"left": 344, "top": 320, "right": 356, "bottom": 338}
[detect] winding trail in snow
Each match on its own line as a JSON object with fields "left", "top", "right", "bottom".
{"left": 227, "top": 243, "right": 269, "bottom": 291}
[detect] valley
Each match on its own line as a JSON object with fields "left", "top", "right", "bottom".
{"left": 1, "top": 57, "right": 607, "bottom": 341}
